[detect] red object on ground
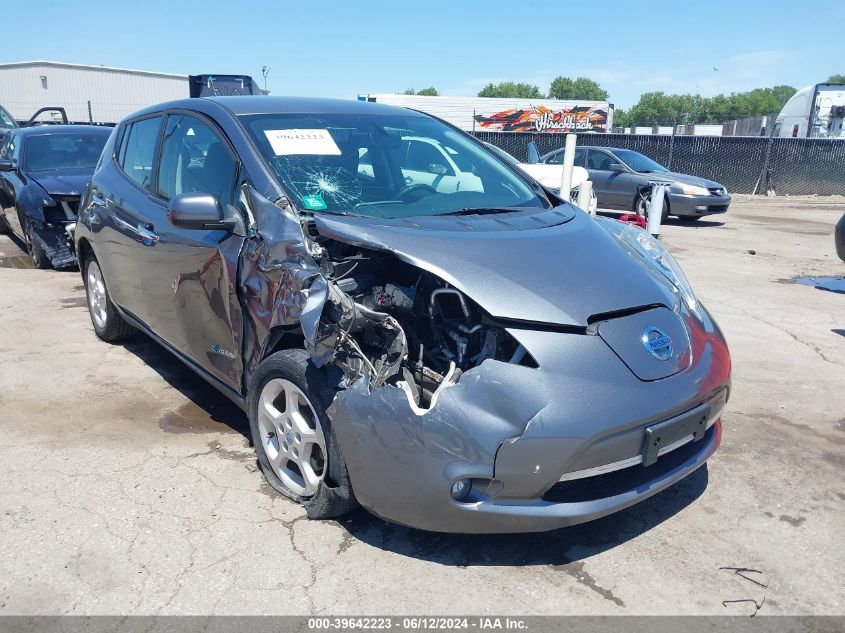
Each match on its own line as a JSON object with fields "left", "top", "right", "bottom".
{"left": 618, "top": 214, "right": 648, "bottom": 229}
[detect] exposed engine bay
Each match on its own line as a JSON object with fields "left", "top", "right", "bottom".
{"left": 304, "top": 225, "right": 535, "bottom": 407}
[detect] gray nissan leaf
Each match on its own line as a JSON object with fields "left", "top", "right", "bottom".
{"left": 75, "top": 96, "right": 731, "bottom": 533}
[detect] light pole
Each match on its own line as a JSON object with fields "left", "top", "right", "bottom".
{"left": 261, "top": 66, "right": 271, "bottom": 94}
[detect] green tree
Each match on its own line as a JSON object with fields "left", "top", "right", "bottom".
{"left": 548, "top": 76, "right": 609, "bottom": 100}
{"left": 477, "top": 81, "right": 543, "bottom": 98}
{"left": 621, "top": 85, "right": 797, "bottom": 126}
{"left": 771, "top": 85, "right": 797, "bottom": 105}
{"left": 828, "top": 74, "right": 845, "bottom": 84}
{"left": 613, "top": 108, "right": 627, "bottom": 128}
{"left": 403, "top": 87, "right": 440, "bottom": 96}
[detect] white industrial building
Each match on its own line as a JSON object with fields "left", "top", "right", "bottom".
{"left": 0, "top": 60, "right": 189, "bottom": 124}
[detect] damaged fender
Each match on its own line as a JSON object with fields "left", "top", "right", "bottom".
{"left": 239, "top": 185, "right": 407, "bottom": 391}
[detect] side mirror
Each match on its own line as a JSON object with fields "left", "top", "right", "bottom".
{"left": 526, "top": 141, "right": 540, "bottom": 164}
{"left": 168, "top": 192, "right": 235, "bottom": 231}
{"left": 608, "top": 163, "right": 627, "bottom": 173}
{"left": 0, "top": 160, "right": 13, "bottom": 172}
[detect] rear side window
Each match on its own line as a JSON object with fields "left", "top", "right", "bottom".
{"left": 156, "top": 114, "right": 237, "bottom": 205}
{"left": 545, "top": 147, "right": 585, "bottom": 167}
{"left": 118, "top": 117, "right": 161, "bottom": 191}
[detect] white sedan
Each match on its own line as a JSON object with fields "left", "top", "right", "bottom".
{"left": 483, "top": 142, "right": 598, "bottom": 213}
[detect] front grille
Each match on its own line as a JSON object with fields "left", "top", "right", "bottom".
{"left": 705, "top": 205, "right": 729, "bottom": 213}
{"left": 542, "top": 425, "right": 714, "bottom": 503}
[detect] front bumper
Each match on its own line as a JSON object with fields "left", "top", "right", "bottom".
{"left": 31, "top": 219, "right": 78, "bottom": 268}
{"left": 328, "top": 305, "right": 731, "bottom": 533}
{"left": 667, "top": 191, "right": 731, "bottom": 217}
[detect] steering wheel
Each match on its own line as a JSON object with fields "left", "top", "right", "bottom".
{"left": 396, "top": 183, "right": 437, "bottom": 201}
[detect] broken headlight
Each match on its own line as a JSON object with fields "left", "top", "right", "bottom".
{"left": 596, "top": 217, "right": 700, "bottom": 317}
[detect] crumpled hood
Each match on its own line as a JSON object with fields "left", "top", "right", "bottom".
{"left": 314, "top": 207, "right": 677, "bottom": 326}
{"left": 30, "top": 169, "right": 92, "bottom": 196}
{"left": 648, "top": 171, "right": 724, "bottom": 190}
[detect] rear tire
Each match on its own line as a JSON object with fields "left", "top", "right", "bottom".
{"left": 23, "top": 216, "right": 52, "bottom": 269}
{"left": 248, "top": 349, "right": 357, "bottom": 519}
{"left": 84, "top": 255, "right": 134, "bottom": 342}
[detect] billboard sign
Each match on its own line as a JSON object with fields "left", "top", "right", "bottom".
{"left": 474, "top": 104, "right": 610, "bottom": 133}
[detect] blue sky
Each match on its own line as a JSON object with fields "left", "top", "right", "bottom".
{"left": 4, "top": 0, "right": 843, "bottom": 108}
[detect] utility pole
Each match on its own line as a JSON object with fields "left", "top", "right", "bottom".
{"left": 261, "top": 66, "right": 271, "bottom": 94}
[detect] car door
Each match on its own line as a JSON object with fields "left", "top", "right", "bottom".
{"left": 586, "top": 149, "right": 636, "bottom": 209}
{"left": 143, "top": 111, "right": 246, "bottom": 391}
{"left": 0, "top": 133, "right": 24, "bottom": 237}
{"left": 94, "top": 115, "right": 165, "bottom": 321}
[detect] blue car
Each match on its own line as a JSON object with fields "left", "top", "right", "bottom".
{"left": 0, "top": 125, "right": 110, "bottom": 268}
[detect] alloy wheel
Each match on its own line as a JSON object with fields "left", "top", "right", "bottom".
{"left": 86, "top": 261, "right": 109, "bottom": 330}
{"left": 257, "top": 378, "right": 327, "bottom": 497}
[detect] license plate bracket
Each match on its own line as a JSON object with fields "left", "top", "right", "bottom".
{"left": 642, "top": 404, "right": 710, "bottom": 467}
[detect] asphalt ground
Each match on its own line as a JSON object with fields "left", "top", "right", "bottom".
{"left": 0, "top": 195, "right": 843, "bottom": 615}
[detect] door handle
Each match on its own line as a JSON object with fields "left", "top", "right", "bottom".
{"left": 136, "top": 223, "right": 159, "bottom": 245}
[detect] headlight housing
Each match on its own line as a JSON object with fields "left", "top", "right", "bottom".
{"left": 596, "top": 217, "right": 700, "bottom": 317}
{"left": 678, "top": 183, "right": 709, "bottom": 196}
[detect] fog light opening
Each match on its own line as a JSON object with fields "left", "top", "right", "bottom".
{"left": 450, "top": 479, "right": 471, "bottom": 501}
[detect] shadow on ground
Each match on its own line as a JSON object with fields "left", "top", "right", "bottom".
{"left": 335, "top": 466, "right": 709, "bottom": 566}
{"left": 118, "top": 327, "right": 709, "bottom": 567}
{"left": 121, "top": 334, "right": 250, "bottom": 439}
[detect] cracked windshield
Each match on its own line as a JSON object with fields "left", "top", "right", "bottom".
{"left": 240, "top": 112, "right": 547, "bottom": 218}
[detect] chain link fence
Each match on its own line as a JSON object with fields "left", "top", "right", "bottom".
{"left": 472, "top": 131, "right": 845, "bottom": 196}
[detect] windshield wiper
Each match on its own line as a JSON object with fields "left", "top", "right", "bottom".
{"left": 441, "top": 207, "right": 518, "bottom": 216}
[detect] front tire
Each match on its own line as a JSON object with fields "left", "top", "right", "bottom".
{"left": 248, "top": 349, "right": 357, "bottom": 519}
{"left": 23, "top": 216, "right": 52, "bottom": 269}
{"left": 634, "top": 191, "right": 669, "bottom": 223}
{"left": 84, "top": 255, "right": 135, "bottom": 341}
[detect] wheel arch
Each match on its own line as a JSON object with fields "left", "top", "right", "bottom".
{"left": 261, "top": 326, "right": 306, "bottom": 362}
{"left": 76, "top": 237, "right": 94, "bottom": 276}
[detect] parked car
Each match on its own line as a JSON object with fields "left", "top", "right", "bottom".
{"left": 482, "top": 142, "right": 598, "bottom": 213}
{"left": 541, "top": 146, "right": 731, "bottom": 221}
{"left": 836, "top": 213, "right": 845, "bottom": 262}
{"left": 75, "top": 96, "right": 731, "bottom": 533}
{"left": 0, "top": 125, "right": 110, "bottom": 268}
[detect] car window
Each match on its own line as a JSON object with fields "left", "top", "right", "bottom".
{"left": 544, "top": 147, "right": 586, "bottom": 167}
{"left": 0, "top": 136, "right": 10, "bottom": 161}
{"left": 0, "top": 106, "right": 16, "bottom": 129}
{"left": 240, "top": 112, "right": 546, "bottom": 219}
{"left": 157, "top": 114, "right": 237, "bottom": 206}
{"left": 402, "top": 139, "right": 455, "bottom": 177}
{"left": 24, "top": 133, "right": 109, "bottom": 172}
{"left": 587, "top": 150, "right": 614, "bottom": 170}
{"left": 4, "top": 134, "right": 21, "bottom": 167}
{"left": 119, "top": 117, "right": 161, "bottom": 191}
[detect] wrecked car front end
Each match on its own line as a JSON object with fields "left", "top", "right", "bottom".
{"left": 20, "top": 175, "right": 86, "bottom": 268}
{"left": 242, "top": 186, "right": 730, "bottom": 533}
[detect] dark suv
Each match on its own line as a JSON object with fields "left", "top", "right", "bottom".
{"left": 75, "top": 97, "right": 730, "bottom": 533}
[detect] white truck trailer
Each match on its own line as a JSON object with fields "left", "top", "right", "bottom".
{"left": 774, "top": 83, "right": 845, "bottom": 138}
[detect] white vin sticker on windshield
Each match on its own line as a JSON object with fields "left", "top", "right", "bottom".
{"left": 263, "top": 129, "right": 341, "bottom": 156}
